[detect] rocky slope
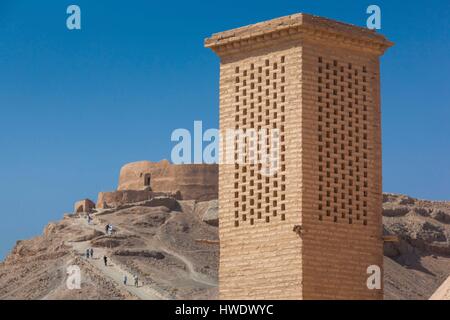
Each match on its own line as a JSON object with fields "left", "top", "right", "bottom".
{"left": 0, "top": 198, "right": 219, "bottom": 300}
{"left": 0, "top": 194, "right": 449, "bottom": 300}
{"left": 383, "top": 194, "right": 450, "bottom": 300}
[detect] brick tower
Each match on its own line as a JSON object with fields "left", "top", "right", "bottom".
{"left": 205, "top": 14, "right": 393, "bottom": 299}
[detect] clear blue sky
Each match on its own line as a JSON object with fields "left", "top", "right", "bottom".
{"left": 0, "top": 0, "right": 448, "bottom": 259}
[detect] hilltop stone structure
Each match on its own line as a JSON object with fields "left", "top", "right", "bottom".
{"left": 118, "top": 160, "right": 218, "bottom": 200}
{"left": 97, "top": 160, "right": 218, "bottom": 208}
{"left": 74, "top": 199, "right": 95, "bottom": 213}
{"left": 206, "top": 13, "right": 393, "bottom": 299}
{"left": 97, "top": 190, "right": 161, "bottom": 209}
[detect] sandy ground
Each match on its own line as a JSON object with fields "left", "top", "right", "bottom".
{"left": 430, "top": 276, "right": 450, "bottom": 300}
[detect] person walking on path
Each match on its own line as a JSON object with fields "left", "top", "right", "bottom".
{"left": 86, "top": 248, "right": 90, "bottom": 259}
{"left": 90, "top": 248, "right": 94, "bottom": 259}
{"left": 105, "top": 224, "right": 109, "bottom": 234}
{"left": 108, "top": 224, "right": 113, "bottom": 235}
{"left": 134, "top": 275, "right": 139, "bottom": 287}
{"left": 103, "top": 255, "right": 108, "bottom": 266}
{"left": 123, "top": 275, "right": 127, "bottom": 286}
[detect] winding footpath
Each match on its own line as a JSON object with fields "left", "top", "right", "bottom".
{"left": 154, "top": 213, "right": 217, "bottom": 287}
{"left": 68, "top": 217, "right": 168, "bottom": 300}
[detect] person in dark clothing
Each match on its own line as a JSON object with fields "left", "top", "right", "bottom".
{"left": 105, "top": 224, "right": 109, "bottom": 234}
{"left": 86, "top": 248, "right": 90, "bottom": 259}
{"left": 90, "top": 248, "right": 94, "bottom": 259}
{"left": 103, "top": 256, "right": 108, "bottom": 266}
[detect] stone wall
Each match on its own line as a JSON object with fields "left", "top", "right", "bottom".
{"left": 117, "top": 160, "right": 218, "bottom": 201}
{"left": 74, "top": 199, "right": 95, "bottom": 213}
{"left": 97, "top": 190, "right": 153, "bottom": 209}
{"left": 97, "top": 190, "right": 181, "bottom": 209}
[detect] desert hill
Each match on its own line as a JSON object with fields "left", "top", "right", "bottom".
{"left": 0, "top": 193, "right": 449, "bottom": 300}
{"left": 382, "top": 193, "right": 450, "bottom": 300}
{"left": 0, "top": 198, "right": 219, "bottom": 300}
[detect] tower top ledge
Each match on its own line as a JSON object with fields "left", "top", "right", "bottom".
{"left": 205, "top": 13, "right": 393, "bottom": 56}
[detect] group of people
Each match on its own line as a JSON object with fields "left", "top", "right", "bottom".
{"left": 84, "top": 218, "right": 141, "bottom": 289}
{"left": 123, "top": 274, "right": 140, "bottom": 287}
{"left": 105, "top": 223, "right": 114, "bottom": 235}
{"left": 101, "top": 257, "right": 139, "bottom": 288}
{"left": 81, "top": 216, "right": 145, "bottom": 291}
{"left": 85, "top": 248, "right": 94, "bottom": 259}
{"left": 87, "top": 251, "right": 141, "bottom": 288}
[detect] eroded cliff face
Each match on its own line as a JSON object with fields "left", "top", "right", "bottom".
{"left": 383, "top": 193, "right": 450, "bottom": 256}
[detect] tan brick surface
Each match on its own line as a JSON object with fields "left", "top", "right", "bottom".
{"left": 206, "top": 13, "right": 392, "bottom": 300}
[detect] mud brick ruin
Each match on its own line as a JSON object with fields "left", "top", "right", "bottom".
{"left": 75, "top": 160, "right": 218, "bottom": 210}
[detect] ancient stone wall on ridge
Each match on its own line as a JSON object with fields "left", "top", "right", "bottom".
{"left": 117, "top": 160, "right": 218, "bottom": 201}
{"left": 74, "top": 199, "right": 95, "bottom": 213}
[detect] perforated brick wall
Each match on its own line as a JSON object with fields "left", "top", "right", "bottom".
{"left": 216, "top": 44, "right": 303, "bottom": 299}
{"left": 301, "top": 41, "right": 384, "bottom": 299}
{"left": 231, "top": 56, "right": 287, "bottom": 227}
{"left": 206, "top": 13, "right": 392, "bottom": 300}
{"left": 315, "top": 56, "right": 371, "bottom": 226}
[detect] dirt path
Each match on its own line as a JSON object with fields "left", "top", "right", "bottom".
{"left": 112, "top": 211, "right": 217, "bottom": 288}
{"left": 95, "top": 210, "right": 217, "bottom": 289}
{"left": 68, "top": 217, "right": 167, "bottom": 300}
{"left": 154, "top": 214, "right": 217, "bottom": 287}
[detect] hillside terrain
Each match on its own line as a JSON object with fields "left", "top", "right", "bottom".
{"left": 383, "top": 194, "right": 450, "bottom": 300}
{"left": 0, "top": 199, "right": 219, "bottom": 300}
{"left": 0, "top": 194, "right": 449, "bottom": 300}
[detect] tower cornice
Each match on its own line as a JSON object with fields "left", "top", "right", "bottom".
{"left": 205, "top": 13, "right": 393, "bottom": 57}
